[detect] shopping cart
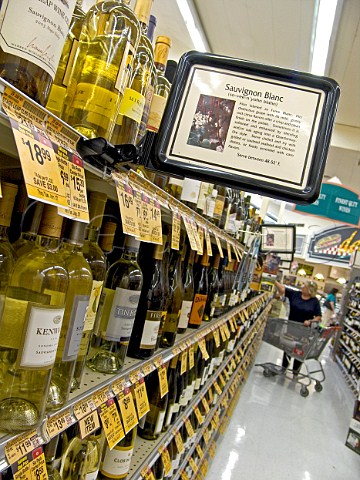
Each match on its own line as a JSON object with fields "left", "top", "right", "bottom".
{"left": 256, "top": 318, "right": 340, "bottom": 397}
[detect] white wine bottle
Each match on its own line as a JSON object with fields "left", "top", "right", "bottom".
{"left": 177, "top": 249, "right": 195, "bottom": 334}
{"left": 46, "top": 0, "right": 87, "bottom": 117}
{"left": 62, "top": 0, "right": 141, "bottom": 139}
{"left": 99, "top": 427, "right": 137, "bottom": 479}
{"left": 111, "top": 0, "right": 155, "bottom": 145}
{"left": 87, "top": 236, "right": 143, "bottom": 373}
{"left": 73, "top": 192, "right": 107, "bottom": 390}
{"left": 44, "top": 437, "right": 62, "bottom": 480}
{"left": 47, "top": 220, "right": 93, "bottom": 411}
{"left": 0, "top": 0, "right": 77, "bottom": 105}
{"left": 0, "top": 205, "right": 68, "bottom": 432}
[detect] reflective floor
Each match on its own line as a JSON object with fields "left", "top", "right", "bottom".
{"left": 207, "top": 341, "right": 360, "bottom": 480}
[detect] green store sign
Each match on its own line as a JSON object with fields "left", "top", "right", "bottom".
{"left": 294, "top": 183, "right": 360, "bottom": 226}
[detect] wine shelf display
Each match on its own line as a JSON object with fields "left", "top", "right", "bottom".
{"left": 0, "top": 292, "right": 271, "bottom": 472}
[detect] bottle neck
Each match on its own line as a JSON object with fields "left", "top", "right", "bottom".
{"left": 122, "top": 248, "right": 139, "bottom": 262}
{"left": 61, "top": 241, "right": 83, "bottom": 255}
{"left": 0, "top": 224, "right": 9, "bottom": 240}
{"left": 36, "top": 234, "right": 61, "bottom": 251}
{"left": 85, "top": 226, "right": 100, "bottom": 243}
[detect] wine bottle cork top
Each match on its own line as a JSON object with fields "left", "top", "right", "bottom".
{"left": 0, "top": 182, "right": 18, "bottom": 227}
{"left": 212, "top": 253, "right": 221, "bottom": 269}
{"left": 88, "top": 191, "right": 107, "bottom": 229}
{"left": 38, "top": 204, "right": 64, "bottom": 238}
{"left": 200, "top": 250, "right": 209, "bottom": 266}
{"left": 99, "top": 221, "right": 117, "bottom": 252}
{"left": 154, "top": 36, "right": 171, "bottom": 66}
{"left": 124, "top": 235, "right": 141, "bottom": 251}
{"left": 134, "top": 0, "right": 153, "bottom": 25}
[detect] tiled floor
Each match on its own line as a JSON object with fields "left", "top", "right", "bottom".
{"left": 206, "top": 341, "right": 360, "bottom": 480}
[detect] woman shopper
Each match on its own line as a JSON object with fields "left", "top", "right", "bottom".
{"left": 274, "top": 280, "right": 322, "bottom": 374}
{"left": 322, "top": 288, "right": 339, "bottom": 327}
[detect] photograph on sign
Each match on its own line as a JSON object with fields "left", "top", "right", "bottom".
{"left": 155, "top": 52, "right": 340, "bottom": 204}
{"left": 260, "top": 224, "right": 295, "bottom": 253}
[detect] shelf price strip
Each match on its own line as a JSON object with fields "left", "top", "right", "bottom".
{"left": 5, "top": 430, "right": 43, "bottom": 466}
{"left": 45, "top": 408, "right": 75, "bottom": 439}
{"left": 11, "top": 447, "right": 47, "bottom": 480}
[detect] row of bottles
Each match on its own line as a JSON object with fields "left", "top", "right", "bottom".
{"left": 0, "top": 292, "right": 266, "bottom": 480}
{"left": 0, "top": 179, "right": 261, "bottom": 434}
{"left": 0, "top": 0, "right": 173, "bottom": 147}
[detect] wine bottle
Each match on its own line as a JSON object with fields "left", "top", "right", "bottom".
{"left": 204, "top": 253, "right": 221, "bottom": 322}
{"left": 213, "top": 256, "right": 227, "bottom": 318}
{"left": 163, "top": 355, "right": 178, "bottom": 431}
{"left": 99, "top": 427, "right": 137, "bottom": 479}
{"left": 111, "top": 0, "right": 155, "bottom": 145}
{"left": 44, "top": 437, "right": 62, "bottom": 480}
{"left": 87, "top": 236, "right": 143, "bottom": 374}
{"left": 188, "top": 250, "right": 209, "bottom": 329}
{"left": 99, "top": 221, "right": 118, "bottom": 267}
{"left": 203, "top": 188, "right": 217, "bottom": 222}
{"left": 0, "top": 182, "right": 18, "bottom": 299}
{"left": 164, "top": 177, "right": 183, "bottom": 200}
{"left": 213, "top": 185, "right": 226, "bottom": 226}
{"left": 170, "top": 356, "right": 185, "bottom": 423}
{"left": 160, "top": 249, "right": 183, "bottom": 348}
{"left": 177, "top": 249, "right": 195, "bottom": 334}
{"left": 73, "top": 192, "right": 107, "bottom": 390}
{"left": 62, "top": 1, "right": 141, "bottom": 139}
{"left": 153, "top": 457, "right": 164, "bottom": 480}
{"left": 60, "top": 426, "right": 102, "bottom": 480}
{"left": 196, "top": 182, "right": 213, "bottom": 215}
{"left": 138, "top": 368, "right": 168, "bottom": 440}
{"left": 47, "top": 220, "right": 93, "bottom": 411}
{"left": 12, "top": 201, "right": 44, "bottom": 257}
{"left": 194, "top": 343, "right": 204, "bottom": 392}
{"left": 46, "top": 1, "right": 86, "bottom": 117}
{"left": 127, "top": 239, "right": 167, "bottom": 359}
{"left": 180, "top": 178, "right": 201, "bottom": 210}
{"left": 0, "top": 0, "right": 77, "bottom": 105}
{"left": 0, "top": 205, "right": 68, "bottom": 432}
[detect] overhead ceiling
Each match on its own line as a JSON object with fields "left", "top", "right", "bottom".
{"left": 83, "top": 0, "right": 360, "bottom": 191}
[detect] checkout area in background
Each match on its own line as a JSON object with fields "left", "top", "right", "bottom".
{"left": 250, "top": 252, "right": 345, "bottom": 320}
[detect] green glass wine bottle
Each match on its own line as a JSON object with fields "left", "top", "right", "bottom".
{"left": 0, "top": 205, "right": 68, "bottom": 432}
{"left": 47, "top": 220, "right": 93, "bottom": 411}
{"left": 87, "top": 235, "right": 143, "bottom": 373}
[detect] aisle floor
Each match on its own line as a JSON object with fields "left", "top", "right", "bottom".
{"left": 207, "top": 341, "right": 360, "bottom": 480}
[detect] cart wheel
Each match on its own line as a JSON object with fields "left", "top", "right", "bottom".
{"left": 315, "top": 382, "right": 323, "bottom": 392}
{"left": 300, "top": 386, "right": 309, "bottom": 397}
{"left": 263, "top": 369, "right": 272, "bottom": 378}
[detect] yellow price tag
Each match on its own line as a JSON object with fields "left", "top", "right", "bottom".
{"left": 200, "top": 458, "right": 209, "bottom": 477}
{"left": 196, "top": 225, "right": 204, "bottom": 255}
{"left": 5, "top": 431, "right": 42, "bottom": 466}
{"left": 180, "top": 471, "right": 190, "bottom": 480}
{"left": 45, "top": 409, "right": 75, "bottom": 439}
{"left": 158, "top": 364, "right": 169, "bottom": 398}
{"left": 118, "top": 387, "right": 138, "bottom": 433}
{"left": 219, "top": 325, "right": 227, "bottom": 343}
{"left": 115, "top": 180, "right": 140, "bottom": 238}
{"left": 98, "top": 398, "right": 125, "bottom": 449}
{"left": 149, "top": 198, "right": 163, "bottom": 245}
{"left": 92, "top": 387, "right": 113, "bottom": 408}
{"left": 138, "top": 192, "right": 152, "bottom": 242}
{"left": 180, "top": 349, "right": 187, "bottom": 375}
{"left": 229, "top": 318, "right": 236, "bottom": 333}
{"left": 73, "top": 398, "right": 96, "bottom": 421}
{"left": 13, "top": 448, "right": 47, "bottom": 480}
{"left": 208, "top": 443, "right": 216, "bottom": 459}
{"left": 214, "top": 381, "right": 222, "bottom": 395}
{"left": 184, "top": 417, "right": 195, "bottom": 438}
{"left": 213, "top": 328, "right": 221, "bottom": 347}
{"left": 203, "top": 428, "right": 210, "bottom": 445}
{"left": 140, "top": 466, "right": 155, "bottom": 480}
{"left": 188, "top": 344, "right": 195, "bottom": 370}
{"left": 198, "top": 338, "right": 209, "bottom": 361}
{"left": 142, "top": 362, "right": 155, "bottom": 376}
{"left": 78, "top": 410, "right": 101, "bottom": 439}
{"left": 201, "top": 396, "right": 210, "bottom": 415}
{"left": 158, "top": 446, "right": 172, "bottom": 476}
{"left": 205, "top": 228, "right": 213, "bottom": 257}
{"left": 171, "top": 210, "right": 181, "bottom": 250}
{"left": 219, "top": 373, "right": 226, "bottom": 388}
{"left": 174, "top": 429, "right": 185, "bottom": 454}
{"left": 9, "top": 119, "right": 68, "bottom": 207}
{"left": 214, "top": 235, "right": 224, "bottom": 258}
{"left": 188, "top": 457, "right": 198, "bottom": 473}
{"left": 193, "top": 405, "right": 204, "bottom": 425}
{"left": 183, "top": 215, "right": 198, "bottom": 251}
{"left": 196, "top": 444, "right": 204, "bottom": 459}
{"left": 134, "top": 378, "right": 150, "bottom": 419}
{"left": 227, "top": 242, "right": 232, "bottom": 261}
{"left": 112, "top": 378, "right": 126, "bottom": 397}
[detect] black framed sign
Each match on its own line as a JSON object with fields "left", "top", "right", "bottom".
{"left": 260, "top": 224, "right": 295, "bottom": 253}
{"left": 154, "top": 51, "right": 340, "bottom": 204}
{"left": 280, "top": 260, "right": 292, "bottom": 269}
{"left": 278, "top": 252, "right": 294, "bottom": 261}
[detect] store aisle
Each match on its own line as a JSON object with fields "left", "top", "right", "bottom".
{"left": 206, "top": 341, "right": 360, "bottom": 480}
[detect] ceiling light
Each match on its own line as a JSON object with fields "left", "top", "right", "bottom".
{"left": 336, "top": 277, "right": 347, "bottom": 285}
{"left": 314, "top": 273, "right": 325, "bottom": 281}
{"left": 310, "top": 0, "right": 340, "bottom": 75}
{"left": 298, "top": 268, "right": 307, "bottom": 276}
{"left": 176, "top": 0, "right": 210, "bottom": 52}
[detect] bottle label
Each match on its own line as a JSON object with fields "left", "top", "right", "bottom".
{"left": 188, "top": 294, "right": 207, "bottom": 326}
{"left": 137, "top": 84, "right": 154, "bottom": 141}
{"left": 178, "top": 300, "right": 192, "bottom": 329}
{"left": 164, "top": 311, "right": 180, "bottom": 334}
{"left": 105, "top": 287, "right": 140, "bottom": 343}
{"left": 196, "top": 182, "right": 212, "bottom": 211}
{"left": 147, "top": 94, "right": 167, "bottom": 132}
{"left": 180, "top": 179, "right": 201, "bottom": 204}
{"left": 0, "top": 0, "right": 77, "bottom": 78}
{"left": 84, "top": 280, "right": 104, "bottom": 332}
{"left": 72, "top": 83, "right": 119, "bottom": 127}
{"left": 114, "top": 43, "right": 135, "bottom": 94}
{"left": 101, "top": 445, "right": 134, "bottom": 478}
{"left": 214, "top": 196, "right": 225, "bottom": 218}
{"left": 62, "top": 295, "right": 90, "bottom": 361}
{"left": 195, "top": 378, "right": 202, "bottom": 390}
{"left": 154, "top": 409, "right": 166, "bottom": 435}
{"left": 165, "top": 403, "right": 176, "bottom": 427}
{"left": 20, "top": 304, "right": 65, "bottom": 368}
{"left": 118, "top": 88, "right": 145, "bottom": 124}
{"left": 140, "top": 310, "right": 162, "bottom": 349}
{"left": 84, "top": 472, "right": 99, "bottom": 480}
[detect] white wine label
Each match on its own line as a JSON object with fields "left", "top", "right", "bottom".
{"left": 164, "top": 403, "right": 176, "bottom": 427}
{"left": 180, "top": 179, "right": 201, "bottom": 204}
{"left": 178, "top": 300, "right": 192, "bottom": 329}
{"left": 62, "top": 295, "right": 89, "bottom": 361}
{"left": 118, "top": 88, "right": 145, "bottom": 124}
{"left": 0, "top": 0, "right": 77, "bottom": 78}
{"left": 84, "top": 471, "right": 99, "bottom": 480}
{"left": 101, "top": 445, "right": 134, "bottom": 477}
{"left": 147, "top": 94, "right": 167, "bottom": 132}
{"left": 20, "top": 305, "right": 65, "bottom": 368}
{"left": 140, "top": 310, "right": 162, "bottom": 349}
{"left": 105, "top": 287, "right": 140, "bottom": 342}
{"left": 154, "top": 409, "right": 166, "bottom": 435}
{"left": 84, "top": 281, "right": 103, "bottom": 331}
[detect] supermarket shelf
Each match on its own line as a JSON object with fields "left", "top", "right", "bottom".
{"left": 0, "top": 293, "right": 271, "bottom": 472}
{"left": 343, "top": 323, "right": 360, "bottom": 341}
{"left": 127, "top": 305, "right": 269, "bottom": 480}
{"left": 339, "top": 339, "right": 360, "bottom": 365}
{"left": 334, "top": 354, "right": 359, "bottom": 396}
{"left": 347, "top": 305, "right": 360, "bottom": 315}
